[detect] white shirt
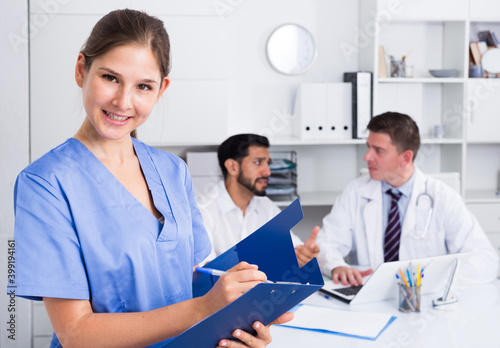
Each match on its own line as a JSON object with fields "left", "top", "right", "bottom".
{"left": 199, "top": 181, "right": 303, "bottom": 263}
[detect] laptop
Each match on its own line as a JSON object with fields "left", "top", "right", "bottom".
{"left": 319, "top": 253, "right": 470, "bottom": 305}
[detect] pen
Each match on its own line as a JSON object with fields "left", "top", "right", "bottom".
{"left": 395, "top": 273, "right": 402, "bottom": 286}
{"left": 195, "top": 267, "right": 280, "bottom": 284}
{"left": 196, "top": 267, "right": 230, "bottom": 277}
{"left": 402, "top": 50, "right": 412, "bottom": 62}
{"left": 408, "top": 262, "right": 413, "bottom": 286}
{"left": 399, "top": 268, "right": 409, "bottom": 287}
{"left": 417, "top": 264, "right": 421, "bottom": 287}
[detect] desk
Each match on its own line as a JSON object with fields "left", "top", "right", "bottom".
{"left": 270, "top": 280, "right": 500, "bottom": 347}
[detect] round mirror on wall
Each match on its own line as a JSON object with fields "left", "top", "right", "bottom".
{"left": 266, "top": 24, "right": 317, "bottom": 75}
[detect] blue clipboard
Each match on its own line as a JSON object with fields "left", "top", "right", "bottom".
{"left": 163, "top": 199, "right": 324, "bottom": 347}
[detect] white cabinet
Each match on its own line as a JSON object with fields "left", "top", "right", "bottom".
{"left": 470, "top": 0, "right": 500, "bottom": 20}
{"left": 467, "top": 203, "right": 500, "bottom": 232}
{"left": 467, "top": 203, "right": 500, "bottom": 276}
{"left": 466, "top": 79, "right": 500, "bottom": 142}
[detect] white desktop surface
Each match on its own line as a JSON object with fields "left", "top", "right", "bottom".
{"left": 269, "top": 280, "right": 500, "bottom": 347}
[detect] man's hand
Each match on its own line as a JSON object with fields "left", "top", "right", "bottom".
{"left": 295, "top": 226, "right": 320, "bottom": 267}
{"left": 331, "top": 266, "right": 373, "bottom": 286}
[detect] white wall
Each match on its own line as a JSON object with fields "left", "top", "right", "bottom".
{"left": 0, "top": 0, "right": 32, "bottom": 347}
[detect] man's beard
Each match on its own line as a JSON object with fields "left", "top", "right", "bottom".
{"left": 237, "top": 170, "right": 268, "bottom": 196}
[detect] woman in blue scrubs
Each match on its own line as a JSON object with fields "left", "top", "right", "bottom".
{"left": 13, "top": 9, "right": 292, "bottom": 348}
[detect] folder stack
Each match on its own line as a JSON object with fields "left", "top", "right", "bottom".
{"left": 292, "top": 83, "right": 352, "bottom": 140}
{"left": 267, "top": 151, "right": 298, "bottom": 201}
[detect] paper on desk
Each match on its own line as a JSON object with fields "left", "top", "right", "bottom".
{"left": 279, "top": 304, "right": 396, "bottom": 340}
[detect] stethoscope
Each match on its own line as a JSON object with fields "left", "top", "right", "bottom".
{"left": 414, "top": 180, "right": 434, "bottom": 239}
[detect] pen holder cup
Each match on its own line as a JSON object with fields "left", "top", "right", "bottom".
{"left": 398, "top": 284, "right": 421, "bottom": 313}
{"left": 391, "top": 60, "right": 406, "bottom": 77}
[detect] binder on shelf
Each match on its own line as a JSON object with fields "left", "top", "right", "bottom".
{"left": 326, "top": 83, "right": 352, "bottom": 139}
{"left": 164, "top": 199, "right": 323, "bottom": 347}
{"left": 293, "top": 83, "right": 327, "bottom": 139}
{"left": 343, "top": 72, "right": 373, "bottom": 139}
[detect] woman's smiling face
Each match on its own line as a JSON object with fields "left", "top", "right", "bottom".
{"left": 75, "top": 44, "right": 169, "bottom": 141}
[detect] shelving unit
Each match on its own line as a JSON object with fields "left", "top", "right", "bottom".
{"left": 358, "top": 0, "right": 500, "bottom": 205}
{"left": 466, "top": 16, "right": 500, "bottom": 253}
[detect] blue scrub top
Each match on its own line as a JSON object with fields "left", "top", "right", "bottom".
{"left": 13, "top": 138, "right": 211, "bottom": 347}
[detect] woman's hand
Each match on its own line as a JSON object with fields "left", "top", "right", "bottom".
{"left": 202, "top": 262, "right": 267, "bottom": 313}
{"left": 216, "top": 313, "right": 294, "bottom": 348}
{"left": 202, "top": 262, "right": 294, "bottom": 347}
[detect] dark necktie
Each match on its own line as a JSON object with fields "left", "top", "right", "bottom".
{"left": 384, "top": 190, "right": 402, "bottom": 262}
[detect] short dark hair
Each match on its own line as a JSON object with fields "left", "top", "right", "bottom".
{"left": 218, "top": 134, "right": 270, "bottom": 179}
{"left": 367, "top": 112, "right": 421, "bottom": 161}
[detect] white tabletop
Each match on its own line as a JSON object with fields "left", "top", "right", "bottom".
{"left": 269, "top": 280, "right": 500, "bottom": 347}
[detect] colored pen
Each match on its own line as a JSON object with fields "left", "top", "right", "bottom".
{"left": 407, "top": 269, "right": 413, "bottom": 287}
{"left": 408, "top": 262, "right": 413, "bottom": 286}
{"left": 196, "top": 267, "right": 293, "bottom": 284}
{"left": 395, "top": 273, "right": 402, "bottom": 286}
{"left": 196, "top": 267, "right": 230, "bottom": 277}
{"left": 399, "top": 268, "right": 409, "bottom": 287}
{"left": 417, "top": 264, "right": 421, "bottom": 287}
